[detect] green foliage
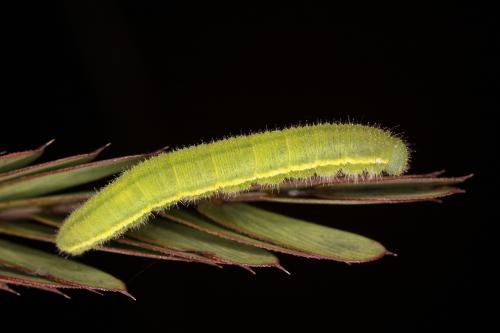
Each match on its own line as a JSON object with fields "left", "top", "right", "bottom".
{"left": 0, "top": 141, "right": 470, "bottom": 298}
{"left": 197, "top": 203, "right": 386, "bottom": 262}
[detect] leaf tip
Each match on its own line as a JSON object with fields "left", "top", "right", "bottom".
{"left": 385, "top": 250, "right": 398, "bottom": 257}
{"left": 276, "top": 265, "right": 291, "bottom": 275}
{"left": 94, "top": 143, "right": 112, "bottom": 155}
{"left": 40, "top": 139, "right": 56, "bottom": 150}
{"left": 119, "top": 290, "right": 136, "bottom": 301}
{"left": 0, "top": 283, "right": 21, "bottom": 296}
{"left": 153, "top": 145, "right": 170, "bottom": 155}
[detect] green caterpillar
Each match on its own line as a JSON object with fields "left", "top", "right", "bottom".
{"left": 56, "top": 123, "right": 409, "bottom": 255}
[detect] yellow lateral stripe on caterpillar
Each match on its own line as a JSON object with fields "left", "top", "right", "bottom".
{"left": 56, "top": 123, "right": 409, "bottom": 255}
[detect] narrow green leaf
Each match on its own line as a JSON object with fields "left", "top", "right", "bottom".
{"left": 116, "top": 237, "right": 224, "bottom": 267}
{"left": 26, "top": 214, "right": 223, "bottom": 266}
{"left": 99, "top": 242, "right": 196, "bottom": 262}
{"left": 0, "top": 140, "right": 54, "bottom": 173}
{"left": 197, "top": 203, "right": 388, "bottom": 263}
{"left": 0, "top": 238, "right": 130, "bottom": 296}
{"left": 312, "top": 186, "right": 465, "bottom": 203}
{"left": 0, "top": 220, "right": 55, "bottom": 242}
{"left": 129, "top": 217, "right": 280, "bottom": 268}
{"left": 224, "top": 173, "right": 472, "bottom": 205}
{"left": 0, "top": 144, "right": 110, "bottom": 183}
{"left": 0, "top": 280, "right": 19, "bottom": 295}
{"left": 28, "top": 213, "right": 64, "bottom": 227}
{"left": 0, "top": 267, "right": 73, "bottom": 298}
{"left": 163, "top": 209, "right": 329, "bottom": 260}
{"left": 0, "top": 219, "right": 195, "bottom": 262}
{"left": 0, "top": 151, "right": 158, "bottom": 201}
{"left": 0, "top": 192, "right": 92, "bottom": 211}
{"left": 274, "top": 172, "right": 472, "bottom": 191}
{"left": 225, "top": 187, "right": 464, "bottom": 205}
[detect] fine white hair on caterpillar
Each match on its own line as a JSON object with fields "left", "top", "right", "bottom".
{"left": 56, "top": 122, "right": 410, "bottom": 255}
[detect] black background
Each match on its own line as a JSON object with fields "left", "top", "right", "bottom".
{"left": 2, "top": 1, "right": 497, "bottom": 331}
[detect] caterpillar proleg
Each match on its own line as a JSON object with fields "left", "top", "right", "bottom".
{"left": 56, "top": 123, "right": 409, "bottom": 255}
